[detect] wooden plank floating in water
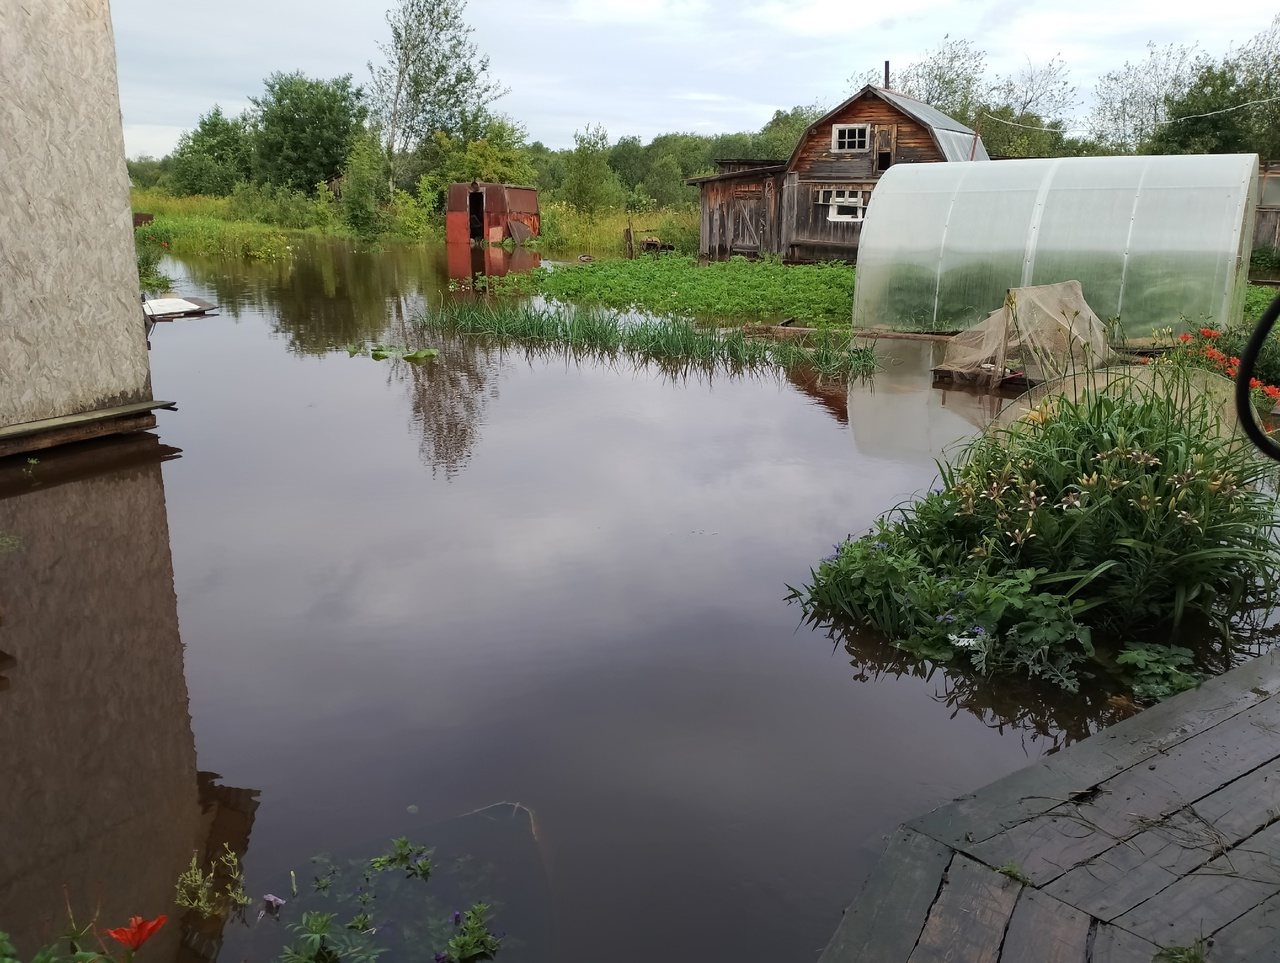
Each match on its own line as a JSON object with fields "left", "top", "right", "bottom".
{"left": 820, "top": 650, "right": 1280, "bottom": 961}
{"left": 0, "top": 401, "right": 176, "bottom": 458}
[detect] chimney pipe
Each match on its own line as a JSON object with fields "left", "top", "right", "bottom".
{"left": 884, "top": 60, "right": 890, "bottom": 88}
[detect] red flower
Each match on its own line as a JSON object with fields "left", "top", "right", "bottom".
{"left": 1251, "top": 378, "right": 1263, "bottom": 389}
{"left": 1227, "top": 368, "right": 1238, "bottom": 378}
{"left": 1178, "top": 332, "right": 1194, "bottom": 342}
{"left": 104, "top": 916, "right": 167, "bottom": 952}
{"left": 1230, "top": 356, "right": 1242, "bottom": 367}
{"left": 1267, "top": 386, "right": 1280, "bottom": 400}
{"left": 1200, "top": 328, "right": 1222, "bottom": 338}
{"left": 1137, "top": 355, "right": 1152, "bottom": 365}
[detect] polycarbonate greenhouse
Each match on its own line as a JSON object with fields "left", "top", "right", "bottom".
{"left": 853, "top": 154, "right": 1259, "bottom": 338}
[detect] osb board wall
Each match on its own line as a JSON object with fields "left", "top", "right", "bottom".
{"left": 0, "top": 462, "right": 199, "bottom": 956}
{"left": 0, "top": 0, "right": 153, "bottom": 429}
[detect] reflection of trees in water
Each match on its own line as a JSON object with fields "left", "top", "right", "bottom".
{"left": 178, "top": 239, "right": 451, "bottom": 355}
{"left": 383, "top": 318, "right": 510, "bottom": 479}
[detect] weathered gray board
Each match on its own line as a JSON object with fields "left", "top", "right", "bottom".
{"left": 820, "top": 650, "right": 1280, "bottom": 962}
{"left": 0, "top": 2, "right": 158, "bottom": 441}
{"left": 0, "top": 401, "right": 176, "bottom": 458}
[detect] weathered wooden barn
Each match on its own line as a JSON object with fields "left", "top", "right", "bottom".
{"left": 689, "top": 85, "right": 988, "bottom": 263}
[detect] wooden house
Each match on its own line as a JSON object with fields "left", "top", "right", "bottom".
{"left": 689, "top": 85, "right": 988, "bottom": 263}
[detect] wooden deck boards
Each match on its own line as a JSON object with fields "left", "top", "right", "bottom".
{"left": 819, "top": 650, "right": 1280, "bottom": 962}
{"left": 0, "top": 401, "right": 176, "bottom": 458}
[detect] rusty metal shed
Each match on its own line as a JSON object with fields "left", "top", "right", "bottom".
{"left": 446, "top": 181, "right": 540, "bottom": 245}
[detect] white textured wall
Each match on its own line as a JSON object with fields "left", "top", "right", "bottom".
{"left": 0, "top": 0, "right": 152, "bottom": 427}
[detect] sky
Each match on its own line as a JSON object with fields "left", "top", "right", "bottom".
{"left": 110, "top": 0, "right": 1278, "bottom": 159}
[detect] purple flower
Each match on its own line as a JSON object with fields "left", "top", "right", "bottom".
{"left": 969, "top": 626, "right": 986, "bottom": 636}
{"left": 873, "top": 541, "right": 890, "bottom": 550}
{"left": 934, "top": 613, "right": 956, "bottom": 624}
{"left": 452, "top": 911, "right": 462, "bottom": 926}
{"left": 435, "top": 954, "right": 450, "bottom": 963}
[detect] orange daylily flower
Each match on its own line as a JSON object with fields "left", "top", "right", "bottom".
{"left": 104, "top": 916, "right": 167, "bottom": 952}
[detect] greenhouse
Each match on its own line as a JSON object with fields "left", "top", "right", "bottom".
{"left": 852, "top": 153, "right": 1259, "bottom": 338}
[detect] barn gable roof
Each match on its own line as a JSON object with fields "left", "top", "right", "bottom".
{"left": 784, "top": 85, "right": 990, "bottom": 168}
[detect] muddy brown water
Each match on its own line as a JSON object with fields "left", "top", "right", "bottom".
{"left": 0, "top": 239, "right": 1103, "bottom": 962}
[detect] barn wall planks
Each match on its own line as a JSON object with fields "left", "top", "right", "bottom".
{"left": 0, "top": 0, "right": 153, "bottom": 428}
{"left": 692, "top": 87, "right": 972, "bottom": 263}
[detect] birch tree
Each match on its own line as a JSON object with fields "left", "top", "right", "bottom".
{"left": 369, "top": 0, "right": 507, "bottom": 187}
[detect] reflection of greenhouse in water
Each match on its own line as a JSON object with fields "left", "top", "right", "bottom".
{"left": 847, "top": 340, "right": 1007, "bottom": 460}
{"left": 0, "top": 439, "right": 257, "bottom": 961}
{"left": 855, "top": 154, "right": 1259, "bottom": 337}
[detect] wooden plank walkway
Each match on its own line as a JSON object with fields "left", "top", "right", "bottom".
{"left": 820, "top": 650, "right": 1280, "bottom": 962}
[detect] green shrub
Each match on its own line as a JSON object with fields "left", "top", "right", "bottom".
{"left": 384, "top": 189, "right": 436, "bottom": 241}
{"left": 791, "top": 368, "right": 1280, "bottom": 696}
{"left": 1252, "top": 244, "right": 1280, "bottom": 274}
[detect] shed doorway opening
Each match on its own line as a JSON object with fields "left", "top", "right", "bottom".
{"left": 469, "top": 190, "right": 485, "bottom": 240}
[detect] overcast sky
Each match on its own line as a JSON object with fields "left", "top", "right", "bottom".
{"left": 110, "top": 0, "right": 1277, "bottom": 158}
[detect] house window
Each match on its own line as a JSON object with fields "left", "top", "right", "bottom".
{"left": 831, "top": 124, "right": 869, "bottom": 152}
{"left": 814, "top": 188, "right": 866, "bottom": 222}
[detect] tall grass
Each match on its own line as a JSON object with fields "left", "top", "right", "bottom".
{"left": 131, "top": 188, "right": 232, "bottom": 219}
{"left": 791, "top": 365, "right": 1280, "bottom": 698}
{"left": 418, "top": 302, "right": 876, "bottom": 378}
{"left": 490, "top": 254, "right": 855, "bottom": 328}
{"left": 537, "top": 202, "right": 699, "bottom": 257}
{"left": 138, "top": 215, "right": 294, "bottom": 261}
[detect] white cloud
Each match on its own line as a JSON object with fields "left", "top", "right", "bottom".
{"left": 110, "top": 0, "right": 1280, "bottom": 156}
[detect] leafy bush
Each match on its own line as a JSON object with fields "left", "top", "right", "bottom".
{"left": 384, "top": 189, "right": 436, "bottom": 241}
{"left": 536, "top": 201, "right": 698, "bottom": 258}
{"left": 791, "top": 368, "right": 1280, "bottom": 696}
{"left": 1252, "top": 244, "right": 1280, "bottom": 274}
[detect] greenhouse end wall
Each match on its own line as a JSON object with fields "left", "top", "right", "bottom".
{"left": 852, "top": 154, "right": 1259, "bottom": 338}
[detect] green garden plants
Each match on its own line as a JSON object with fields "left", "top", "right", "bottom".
{"left": 488, "top": 254, "right": 856, "bottom": 328}
{"left": 1, "top": 838, "right": 501, "bottom": 963}
{"left": 790, "top": 366, "right": 1280, "bottom": 699}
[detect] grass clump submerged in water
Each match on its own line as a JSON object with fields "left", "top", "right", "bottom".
{"left": 419, "top": 302, "right": 876, "bottom": 377}
{"left": 489, "top": 254, "right": 855, "bottom": 328}
{"left": 790, "top": 368, "right": 1280, "bottom": 699}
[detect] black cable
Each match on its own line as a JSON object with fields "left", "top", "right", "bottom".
{"left": 1235, "top": 290, "right": 1280, "bottom": 461}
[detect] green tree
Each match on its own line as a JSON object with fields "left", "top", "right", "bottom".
{"left": 369, "top": 0, "right": 507, "bottom": 188}
{"left": 342, "top": 131, "right": 390, "bottom": 241}
{"left": 639, "top": 154, "right": 690, "bottom": 207}
{"left": 416, "top": 116, "right": 536, "bottom": 208}
{"left": 251, "top": 72, "right": 367, "bottom": 192}
{"left": 561, "top": 124, "right": 625, "bottom": 213}
{"left": 1088, "top": 42, "right": 1201, "bottom": 152}
{"left": 608, "top": 135, "right": 648, "bottom": 190}
{"left": 126, "top": 154, "right": 172, "bottom": 189}
{"left": 755, "top": 105, "right": 824, "bottom": 159}
{"left": 168, "top": 106, "right": 253, "bottom": 195}
{"left": 1147, "top": 61, "right": 1258, "bottom": 155}
{"left": 527, "top": 141, "right": 566, "bottom": 193}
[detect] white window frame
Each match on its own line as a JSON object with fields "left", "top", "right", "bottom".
{"left": 831, "top": 124, "right": 869, "bottom": 152}
{"left": 814, "top": 188, "right": 866, "bottom": 223}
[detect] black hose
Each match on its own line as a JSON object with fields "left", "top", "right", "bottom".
{"left": 1235, "top": 290, "right": 1280, "bottom": 461}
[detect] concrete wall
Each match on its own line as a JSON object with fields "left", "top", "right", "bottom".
{"left": 0, "top": 0, "right": 152, "bottom": 428}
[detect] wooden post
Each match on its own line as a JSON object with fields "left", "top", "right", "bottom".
{"left": 625, "top": 215, "right": 635, "bottom": 259}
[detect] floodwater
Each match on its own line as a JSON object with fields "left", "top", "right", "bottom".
{"left": 0, "top": 238, "right": 1104, "bottom": 962}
